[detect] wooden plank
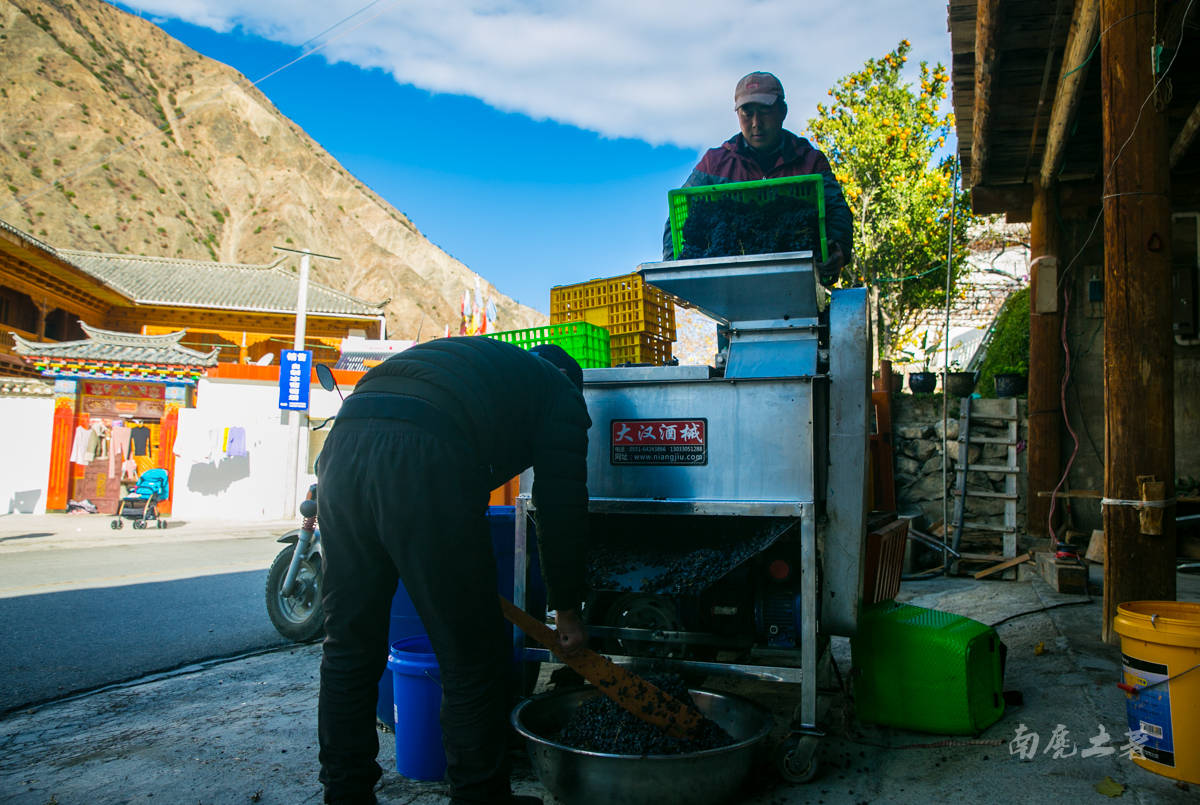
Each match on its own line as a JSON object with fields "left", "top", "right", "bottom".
{"left": 964, "top": 520, "right": 1018, "bottom": 533}
{"left": 499, "top": 596, "right": 706, "bottom": 740}
{"left": 1041, "top": 0, "right": 1101, "bottom": 185}
{"left": 957, "top": 464, "right": 1020, "bottom": 474}
{"left": 1086, "top": 529, "right": 1106, "bottom": 563}
{"left": 974, "top": 550, "right": 1033, "bottom": 579}
{"left": 959, "top": 552, "right": 1005, "bottom": 562}
{"left": 966, "top": 435, "right": 1018, "bottom": 444}
{"left": 970, "top": 0, "right": 1002, "bottom": 187}
{"left": 1100, "top": 0, "right": 1177, "bottom": 643}
{"left": 953, "top": 489, "right": 1018, "bottom": 500}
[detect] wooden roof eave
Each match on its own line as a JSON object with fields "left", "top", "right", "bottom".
{"left": 103, "top": 304, "right": 382, "bottom": 339}
{"left": 1040, "top": 0, "right": 1101, "bottom": 186}
{"left": 0, "top": 227, "right": 131, "bottom": 315}
{"left": 970, "top": 0, "right": 1002, "bottom": 188}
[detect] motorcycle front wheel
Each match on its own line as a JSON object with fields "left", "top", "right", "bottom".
{"left": 265, "top": 545, "right": 326, "bottom": 642}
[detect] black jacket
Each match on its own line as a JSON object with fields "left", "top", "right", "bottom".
{"left": 352, "top": 336, "right": 591, "bottom": 611}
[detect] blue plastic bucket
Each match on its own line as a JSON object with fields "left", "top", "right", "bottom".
{"left": 376, "top": 585, "right": 424, "bottom": 723}
{"left": 387, "top": 635, "right": 446, "bottom": 781}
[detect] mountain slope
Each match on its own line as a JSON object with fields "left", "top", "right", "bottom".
{"left": 0, "top": 0, "right": 545, "bottom": 337}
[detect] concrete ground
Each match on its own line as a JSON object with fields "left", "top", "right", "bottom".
{"left": 1, "top": 515, "right": 1198, "bottom": 804}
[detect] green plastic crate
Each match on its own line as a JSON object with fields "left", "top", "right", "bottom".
{"left": 850, "top": 601, "right": 1006, "bottom": 735}
{"left": 487, "top": 321, "right": 611, "bottom": 369}
{"left": 668, "top": 174, "right": 828, "bottom": 262}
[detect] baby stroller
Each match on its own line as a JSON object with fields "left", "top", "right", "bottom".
{"left": 111, "top": 468, "right": 170, "bottom": 530}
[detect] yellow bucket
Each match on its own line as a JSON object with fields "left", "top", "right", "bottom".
{"left": 1113, "top": 601, "right": 1200, "bottom": 784}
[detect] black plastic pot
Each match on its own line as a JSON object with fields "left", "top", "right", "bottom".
{"left": 908, "top": 371, "right": 937, "bottom": 394}
{"left": 944, "top": 371, "right": 977, "bottom": 398}
{"left": 994, "top": 372, "right": 1027, "bottom": 398}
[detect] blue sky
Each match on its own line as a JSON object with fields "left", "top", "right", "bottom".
{"left": 114, "top": 1, "right": 954, "bottom": 314}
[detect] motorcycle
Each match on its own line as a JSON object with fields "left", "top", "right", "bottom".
{"left": 265, "top": 363, "right": 339, "bottom": 643}
{"left": 265, "top": 485, "right": 325, "bottom": 642}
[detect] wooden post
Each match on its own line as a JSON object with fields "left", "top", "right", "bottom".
{"left": 1027, "top": 181, "right": 1063, "bottom": 540}
{"left": 1099, "top": 0, "right": 1176, "bottom": 643}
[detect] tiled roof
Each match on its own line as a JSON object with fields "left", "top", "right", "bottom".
{"left": 55, "top": 250, "right": 383, "bottom": 318}
{"left": 0, "top": 218, "right": 60, "bottom": 255}
{"left": 12, "top": 322, "right": 219, "bottom": 366}
{"left": 333, "top": 351, "right": 397, "bottom": 371}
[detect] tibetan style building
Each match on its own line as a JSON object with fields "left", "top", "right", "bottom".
{"left": 1, "top": 218, "right": 386, "bottom": 513}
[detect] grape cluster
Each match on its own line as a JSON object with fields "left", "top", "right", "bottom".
{"left": 556, "top": 674, "right": 735, "bottom": 755}
{"left": 679, "top": 195, "right": 820, "bottom": 259}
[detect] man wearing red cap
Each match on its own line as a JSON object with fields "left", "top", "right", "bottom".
{"left": 664, "top": 71, "right": 853, "bottom": 285}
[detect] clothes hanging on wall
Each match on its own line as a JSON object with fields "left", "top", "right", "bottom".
{"left": 70, "top": 426, "right": 91, "bottom": 465}
{"left": 226, "top": 426, "right": 247, "bottom": 457}
{"left": 130, "top": 425, "right": 152, "bottom": 457}
{"left": 121, "top": 458, "right": 139, "bottom": 482}
{"left": 90, "top": 420, "right": 109, "bottom": 461}
{"left": 109, "top": 420, "right": 130, "bottom": 479}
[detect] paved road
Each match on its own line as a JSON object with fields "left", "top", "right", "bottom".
{"left": 0, "top": 514, "right": 297, "bottom": 713}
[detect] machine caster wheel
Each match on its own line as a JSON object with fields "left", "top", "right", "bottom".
{"left": 776, "top": 735, "right": 820, "bottom": 784}
{"left": 110, "top": 520, "right": 120, "bottom": 530}
{"left": 157, "top": 520, "right": 167, "bottom": 529}
{"left": 133, "top": 520, "right": 145, "bottom": 530}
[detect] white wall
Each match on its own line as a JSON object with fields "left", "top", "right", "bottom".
{"left": 170, "top": 377, "right": 344, "bottom": 520}
{"left": 0, "top": 397, "right": 54, "bottom": 514}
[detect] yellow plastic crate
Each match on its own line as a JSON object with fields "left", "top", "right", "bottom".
{"left": 610, "top": 332, "right": 672, "bottom": 366}
{"left": 550, "top": 274, "right": 676, "bottom": 341}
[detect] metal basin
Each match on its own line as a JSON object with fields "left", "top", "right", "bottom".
{"left": 511, "top": 686, "right": 773, "bottom": 805}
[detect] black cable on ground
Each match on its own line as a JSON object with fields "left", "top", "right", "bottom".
{"left": 988, "top": 598, "right": 1094, "bottom": 627}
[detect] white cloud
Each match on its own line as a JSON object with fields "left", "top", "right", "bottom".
{"left": 120, "top": 0, "right": 954, "bottom": 150}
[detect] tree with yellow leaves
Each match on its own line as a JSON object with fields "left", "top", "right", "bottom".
{"left": 807, "top": 40, "right": 973, "bottom": 360}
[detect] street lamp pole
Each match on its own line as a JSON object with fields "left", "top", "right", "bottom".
{"left": 273, "top": 245, "right": 340, "bottom": 517}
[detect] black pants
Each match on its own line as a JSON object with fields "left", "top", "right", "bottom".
{"left": 316, "top": 418, "right": 513, "bottom": 804}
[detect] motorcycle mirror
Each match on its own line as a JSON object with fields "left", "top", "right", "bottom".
{"left": 315, "top": 364, "right": 341, "bottom": 398}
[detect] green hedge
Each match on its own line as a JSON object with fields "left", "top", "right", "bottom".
{"left": 978, "top": 286, "right": 1030, "bottom": 398}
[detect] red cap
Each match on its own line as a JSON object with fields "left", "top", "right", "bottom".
{"left": 735, "top": 72, "right": 784, "bottom": 109}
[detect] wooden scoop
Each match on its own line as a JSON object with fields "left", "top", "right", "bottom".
{"left": 499, "top": 595, "right": 706, "bottom": 740}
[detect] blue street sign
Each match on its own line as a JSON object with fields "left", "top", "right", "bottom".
{"left": 278, "top": 350, "right": 313, "bottom": 410}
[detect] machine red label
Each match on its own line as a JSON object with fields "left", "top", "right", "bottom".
{"left": 610, "top": 418, "right": 707, "bottom": 466}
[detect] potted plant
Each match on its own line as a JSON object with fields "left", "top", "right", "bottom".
{"left": 943, "top": 359, "right": 977, "bottom": 398}
{"left": 905, "top": 331, "right": 939, "bottom": 394}
{"left": 993, "top": 366, "right": 1027, "bottom": 398}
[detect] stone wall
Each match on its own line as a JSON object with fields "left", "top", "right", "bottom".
{"left": 890, "top": 394, "right": 1029, "bottom": 550}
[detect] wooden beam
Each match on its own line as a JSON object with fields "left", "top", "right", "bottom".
{"left": 1169, "top": 97, "right": 1200, "bottom": 169}
{"left": 970, "top": 0, "right": 1002, "bottom": 187}
{"left": 1099, "top": 0, "right": 1176, "bottom": 644}
{"left": 974, "top": 550, "right": 1033, "bottom": 580}
{"left": 970, "top": 184, "right": 1032, "bottom": 219}
{"left": 1036, "top": 489, "right": 1200, "bottom": 503}
{"left": 1027, "top": 182, "right": 1063, "bottom": 541}
{"left": 1041, "top": 0, "right": 1101, "bottom": 186}
{"left": 971, "top": 179, "right": 1103, "bottom": 220}
{"left": 103, "top": 306, "right": 377, "bottom": 339}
